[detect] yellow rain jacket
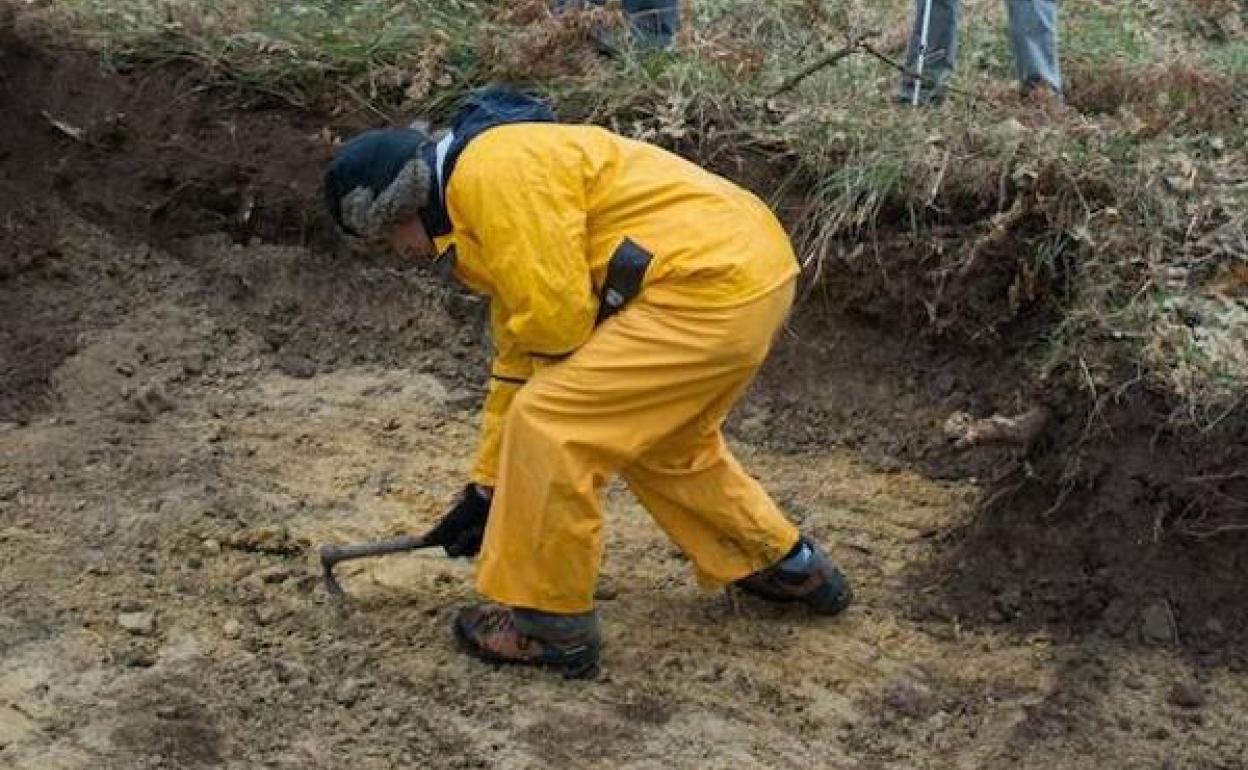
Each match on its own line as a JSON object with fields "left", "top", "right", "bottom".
{"left": 438, "top": 123, "right": 798, "bottom": 485}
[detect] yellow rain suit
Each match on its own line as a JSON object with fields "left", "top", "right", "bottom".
{"left": 440, "top": 123, "right": 800, "bottom": 614}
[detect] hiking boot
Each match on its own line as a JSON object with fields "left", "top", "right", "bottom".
{"left": 735, "top": 537, "right": 853, "bottom": 616}
{"left": 453, "top": 603, "right": 602, "bottom": 680}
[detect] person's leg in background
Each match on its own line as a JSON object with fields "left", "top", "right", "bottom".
{"left": 896, "top": 0, "right": 960, "bottom": 104}
{"left": 553, "top": 0, "right": 679, "bottom": 50}
{"left": 621, "top": 0, "right": 680, "bottom": 48}
{"left": 1005, "top": 0, "right": 1062, "bottom": 95}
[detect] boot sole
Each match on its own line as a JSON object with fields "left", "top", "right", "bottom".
{"left": 452, "top": 619, "right": 602, "bottom": 680}
{"left": 736, "top": 582, "right": 854, "bottom": 617}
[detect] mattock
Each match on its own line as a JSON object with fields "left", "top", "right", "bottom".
{"left": 319, "top": 534, "right": 438, "bottom": 599}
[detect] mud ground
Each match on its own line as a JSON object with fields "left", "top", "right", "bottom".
{"left": 2, "top": 28, "right": 1247, "bottom": 770}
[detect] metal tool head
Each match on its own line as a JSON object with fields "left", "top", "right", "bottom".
{"left": 320, "top": 545, "right": 348, "bottom": 599}
{"left": 317, "top": 534, "right": 431, "bottom": 599}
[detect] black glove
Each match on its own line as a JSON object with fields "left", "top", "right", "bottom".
{"left": 422, "top": 484, "right": 491, "bottom": 558}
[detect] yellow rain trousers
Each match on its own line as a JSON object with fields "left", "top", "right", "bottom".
{"left": 439, "top": 123, "right": 802, "bottom": 614}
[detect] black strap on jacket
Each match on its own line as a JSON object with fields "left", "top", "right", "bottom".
{"left": 489, "top": 238, "right": 653, "bottom": 384}
{"left": 596, "top": 238, "right": 653, "bottom": 325}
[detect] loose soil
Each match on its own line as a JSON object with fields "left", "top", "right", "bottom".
{"left": 2, "top": 26, "right": 1247, "bottom": 770}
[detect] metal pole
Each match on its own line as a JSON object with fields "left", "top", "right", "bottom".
{"left": 911, "top": 0, "right": 934, "bottom": 106}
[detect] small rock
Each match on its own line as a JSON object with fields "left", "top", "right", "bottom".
{"left": 222, "top": 619, "right": 243, "bottom": 639}
{"left": 1204, "top": 617, "right": 1225, "bottom": 636}
{"left": 884, "top": 680, "right": 933, "bottom": 719}
{"left": 1140, "top": 600, "right": 1176, "bottom": 644}
{"left": 381, "top": 707, "right": 404, "bottom": 727}
{"left": 116, "top": 362, "right": 136, "bottom": 377}
{"left": 133, "top": 385, "right": 175, "bottom": 417}
{"left": 254, "top": 604, "right": 284, "bottom": 626}
{"left": 1147, "top": 726, "right": 1170, "bottom": 741}
{"left": 942, "top": 411, "right": 975, "bottom": 440}
{"left": 1168, "top": 680, "right": 1206, "bottom": 710}
{"left": 277, "top": 355, "right": 317, "bottom": 379}
{"left": 335, "top": 678, "right": 373, "bottom": 707}
{"left": 119, "top": 648, "right": 156, "bottom": 668}
{"left": 382, "top": 417, "right": 401, "bottom": 432}
{"left": 118, "top": 612, "right": 156, "bottom": 636}
{"left": 271, "top": 659, "right": 308, "bottom": 685}
{"left": 443, "top": 389, "right": 479, "bottom": 411}
{"left": 1164, "top": 174, "right": 1196, "bottom": 194}
{"left": 202, "top": 538, "right": 222, "bottom": 555}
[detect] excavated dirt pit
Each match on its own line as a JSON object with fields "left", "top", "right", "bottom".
{"left": 2, "top": 30, "right": 1247, "bottom": 770}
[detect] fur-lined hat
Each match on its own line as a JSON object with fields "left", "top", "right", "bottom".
{"left": 324, "top": 127, "right": 432, "bottom": 239}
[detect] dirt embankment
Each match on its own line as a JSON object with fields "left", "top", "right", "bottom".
{"left": 2, "top": 24, "right": 1247, "bottom": 770}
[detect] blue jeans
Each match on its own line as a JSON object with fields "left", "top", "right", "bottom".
{"left": 556, "top": 0, "right": 680, "bottom": 49}
{"left": 898, "top": 0, "right": 1061, "bottom": 101}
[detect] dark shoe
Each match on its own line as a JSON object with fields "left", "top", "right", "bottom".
{"left": 453, "top": 604, "right": 601, "bottom": 679}
{"left": 1020, "top": 78, "right": 1066, "bottom": 114}
{"left": 735, "top": 537, "right": 853, "bottom": 616}
{"left": 895, "top": 76, "right": 947, "bottom": 107}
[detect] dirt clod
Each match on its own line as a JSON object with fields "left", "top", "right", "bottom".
{"left": 225, "top": 526, "right": 305, "bottom": 555}
{"left": 276, "top": 354, "right": 317, "bottom": 379}
{"left": 1141, "top": 600, "right": 1177, "bottom": 645}
{"left": 118, "top": 611, "right": 156, "bottom": 635}
{"left": 884, "top": 679, "right": 934, "bottom": 719}
{"left": 253, "top": 604, "right": 285, "bottom": 626}
{"left": 335, "top": 678, "right": 373, "bottom": 707}
{"left": 1168, "top": 680, "right": 1206, "bottom": 710}
{"left": 250, "top": 565, "right": 295, "bottom": 584}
